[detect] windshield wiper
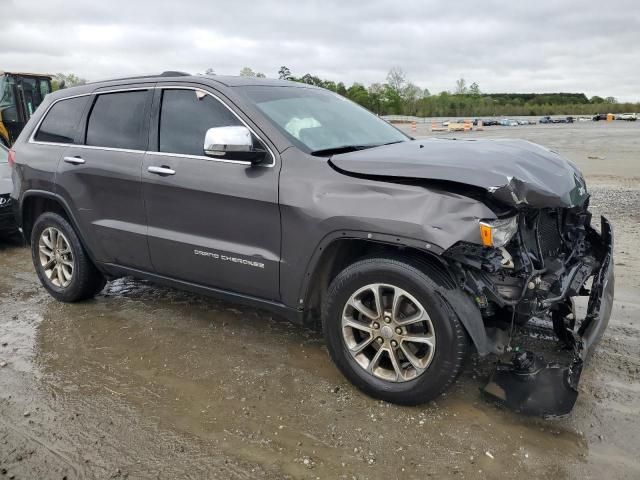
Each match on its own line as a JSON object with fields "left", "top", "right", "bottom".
{"left": 310, "top": 144, "right": 385, "bottom": 157}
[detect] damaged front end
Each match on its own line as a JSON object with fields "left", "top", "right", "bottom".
{"left": 444, "top": 201, "right": 614, "bottom": 417}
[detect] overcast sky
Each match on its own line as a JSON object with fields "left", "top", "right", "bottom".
{"left": 1, "top": 0, "right": 639, "bottom": 101}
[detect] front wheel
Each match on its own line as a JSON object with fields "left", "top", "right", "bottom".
{"left": 322, "top": 257, "right": 469, "bottom": 405}
{"left": 31, "top": 212, "right": 106, "bottom": 302}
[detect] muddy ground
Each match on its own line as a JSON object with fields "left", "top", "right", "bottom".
{"left": 1, "top": 122, "right": 638, "bottom": 479}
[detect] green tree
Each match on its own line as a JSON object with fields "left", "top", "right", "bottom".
{"left": 346, "top": 83, "right": 370, "bottom": 108}
{"left": 52, "top": 73, "right": 87, "bottom": 90}
{"left": 300, "top": 73, "right": 323, "bottom": 86}
{"left": 278, "top": 66, "right": 293, "bottom": 80}
{"left": 383, "top": 83, "right": 403, "bottom": 114}
{"left": 469, "top": 82, "right": 481, "bottom": 96}
{"left": 322, "top": 80, "right": 337, "bottom": 92}
{"left": 368, "top": 83, "right": 385, "bottom": 114}
{"left": 402, "top": 83, "right": 423, "bottom": 115}
{"left": 240, "top": 67, "right": 256, "bottom": 77}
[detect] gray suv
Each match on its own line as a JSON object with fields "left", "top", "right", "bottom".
{"left": 10, "top": 73, "right": 614, "bottom": 416}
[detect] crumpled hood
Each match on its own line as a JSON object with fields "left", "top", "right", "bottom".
{"left": 329, "top": 138, "right": 588, "bottom": 208}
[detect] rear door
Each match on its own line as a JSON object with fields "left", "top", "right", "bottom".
{"left": 55, "top": 85, "right": 154, "bottom": 270}
{"left": 142, "top": 85, "right": 281, "bottom": 300}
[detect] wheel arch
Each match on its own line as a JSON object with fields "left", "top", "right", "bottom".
{"left": 20, "top": 190, "right": 72, "bottom": 244}
{"left": 19, "top": 190, "right": 105, "bottom": 274}
{"left": 301, "top": 232, "right": 492, "bottom": 356}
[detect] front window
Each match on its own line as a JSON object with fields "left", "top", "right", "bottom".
{"left": 158, "top": 89, "right": 242, "bottom": 156}
{"left": 238, "top": 86, "right": 408, "bottom": 154}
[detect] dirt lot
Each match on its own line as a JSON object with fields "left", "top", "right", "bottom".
{"left": 1, "top": 122, "right": 639, "bottom": 479}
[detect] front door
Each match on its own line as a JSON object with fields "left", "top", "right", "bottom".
{"left": 142, "top": 86, "right": 281, "bottom": 300}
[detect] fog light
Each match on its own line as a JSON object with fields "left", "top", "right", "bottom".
{"left": 479, "top": 216, "right": 518, "bottom": 248}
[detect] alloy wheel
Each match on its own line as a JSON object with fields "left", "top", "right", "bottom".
{"left": 38, "top": 227, "right": 74, "bottom": 288}
{"left": 341, "top": 283, "right": 436, "bottom": 382}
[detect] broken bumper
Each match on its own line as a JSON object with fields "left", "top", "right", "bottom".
{"left": 483, "top": 216, "right": 614, "bottom": 417}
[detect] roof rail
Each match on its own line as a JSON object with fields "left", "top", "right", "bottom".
{"left": 160, "top": 71, "right": 190, "bottom": 77}
{"left": 86, "top": 71, "right": 193, "bottom": 85}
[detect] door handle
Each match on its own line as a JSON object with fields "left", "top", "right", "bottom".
{"left": 63, "top": 156, "right": 85, "bottom": 165}
{"left": 148, "top": 166, "right": 176, "bottom": 176}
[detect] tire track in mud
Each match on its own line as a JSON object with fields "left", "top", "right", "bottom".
{"left": 0, "top": 414, "right": 86, "bottom": 478}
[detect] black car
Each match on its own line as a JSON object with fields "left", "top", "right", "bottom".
{"left": 0, "top": 143, "right": 17, "bottom": 235}
{"left": 9, "top": 73, "right": 614, "bottom": 416}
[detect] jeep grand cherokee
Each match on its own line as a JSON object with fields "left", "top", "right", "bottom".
{"left": 9, "top": 73, "right": 614, "bottom": 416}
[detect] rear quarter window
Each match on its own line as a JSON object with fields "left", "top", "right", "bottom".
{"left": 33, "top": 96, "right": 89, "bottom": 144}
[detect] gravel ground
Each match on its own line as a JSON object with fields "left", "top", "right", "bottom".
{"left": 0, "top": 122, "right": 638, "bottom": 479}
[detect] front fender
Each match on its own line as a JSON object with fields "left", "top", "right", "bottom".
{"left": 278, "top": 148, "right": 499, "bottom": 309}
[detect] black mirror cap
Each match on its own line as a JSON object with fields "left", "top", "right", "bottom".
{"left": 249, "top": 148, "right": 269, "bottom": 165}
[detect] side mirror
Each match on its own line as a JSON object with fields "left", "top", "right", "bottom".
{"left": 204, "top": 126, "right": 267, "bottom": 164}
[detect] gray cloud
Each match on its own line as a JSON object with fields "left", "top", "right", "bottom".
{"left": 1, "top": 0, "right": 639, "bottom": 100}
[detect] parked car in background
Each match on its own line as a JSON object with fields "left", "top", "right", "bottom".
{"left": 616, "top": 113, "right": 637, "bottom": 121}
{"left": 481, "top": 119, "right": 499, "bottom": 126}
{"left": 499, "top": 118, "right": 519, "bottom": 126}
{"left": 10, "top": 73, "right": 614, "bottom": 416}
{"left": 0, "top": 143, "right": 17, "bottom": 235}
{"left": 516, "top": 119, "right": 533, "bottom": 125}
{"left": 592, "top": 113, "right": 610, "bottom": 121}
{"left": 539, "top": 116, "right": 553, "bottom": 124}
{"left": 549, "top": 117, "right": 574, "bottom": 124}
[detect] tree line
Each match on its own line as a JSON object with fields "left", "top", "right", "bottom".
{"left": 52, "top": 68, "right": 639, "bottom": 117}
{"left": 262, "top": 66, "right": 638, "bottom": 117}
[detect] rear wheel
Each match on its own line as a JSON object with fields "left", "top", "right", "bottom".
{"left": 322, "top": 257, "right": 469, "bottom": 405}
{"left": 31, "top": 212, "right": 105, "bottom": 302}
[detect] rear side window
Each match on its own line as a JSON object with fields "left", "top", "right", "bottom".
{"left": 159, "top": 89, "right": 242, "bottom": 156}
{"left": 34, "top": 96, "right": 88, "bottom": 144}
{"left": 86, "top": 91, "right": 148, "bottom": 150}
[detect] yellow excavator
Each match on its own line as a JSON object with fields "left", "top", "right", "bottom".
{"left": 0, "top": 71, "right": 53, "bottom": 147}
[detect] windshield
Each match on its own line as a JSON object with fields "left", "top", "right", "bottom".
{"left": 237, "top": 85, "right": 409, "bottom": 153}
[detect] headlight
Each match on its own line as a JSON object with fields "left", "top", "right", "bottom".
{"left": 479, "top": 216, "right": 518, "bottom": 248}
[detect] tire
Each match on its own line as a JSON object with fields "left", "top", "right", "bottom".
{"left": 322, "top": 257, "right": 469, "bottom": 405}
{"left": 31, "top": 212, "right": 106, "bottom": 302}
